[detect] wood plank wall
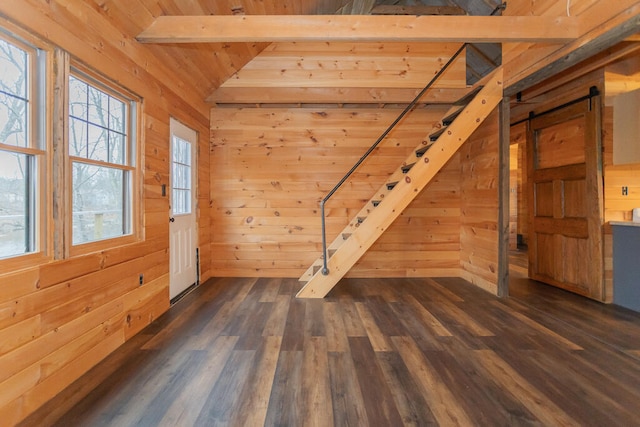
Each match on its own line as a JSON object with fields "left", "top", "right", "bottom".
{"left": 209, "top": 105, "right": 462, "bottom": 278}
{"left": 210, "top": 41, "right": 468, "bottom": 104}
{"left": 460, "top": 109, "right": 501, "bottom": 293}
{"left": 0, "top": 2, "right": 210, "bottom": 424}
{"left": 220, "top": 42, "right": 466, "bottom": 89}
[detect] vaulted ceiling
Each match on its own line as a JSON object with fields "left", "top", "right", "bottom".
{"left": 114, "top": 0, "right": 503, "bottom": 104}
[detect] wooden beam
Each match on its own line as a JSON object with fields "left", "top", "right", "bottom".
{"left": 370, "top": 5, "right": 466, "bottom": 15}
{"left": 136, "top": 15, "right": 578, "bottom": 44}
{"left": 206, "top": 87, "right": 471, "bottom": 104}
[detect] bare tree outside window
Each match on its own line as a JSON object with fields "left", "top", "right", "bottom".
{"left": 0, "top": 37, "right": 33, "bottom": 259}
{"left": 68, "top": 74, "right": 131, "bottom": 245}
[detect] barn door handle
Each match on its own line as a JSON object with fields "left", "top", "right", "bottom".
{"left": 169, "top": 217, "right": 175, "bottom": 223}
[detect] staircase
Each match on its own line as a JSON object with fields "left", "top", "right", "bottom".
{"left": 297, "top": 66, "right": 504, "bottom": 299}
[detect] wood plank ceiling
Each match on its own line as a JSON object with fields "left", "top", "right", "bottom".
{"left": 114, "top": 0, "right": 502, "bottom": 104}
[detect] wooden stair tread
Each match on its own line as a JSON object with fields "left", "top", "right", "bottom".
{"left": 429, "top": 127, "right": 446, "bottom": 141}
{"left": 454, "top": 84, "right": 483, "bottom": 106}
{"left": 401, "top": 163, "right": 415, "bottom": 173}
{"left": 442, "top": 106, "right": 465, "bottom": 125}
{"left": 415, "top": 142, "right": 435, "bottom": 157}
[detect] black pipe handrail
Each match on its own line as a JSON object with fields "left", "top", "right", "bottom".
{"left": 318, "top": 3, "right": 507, "bottom": 276}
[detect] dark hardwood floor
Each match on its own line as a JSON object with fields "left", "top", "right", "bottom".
{"left": 21, "top": 263, "right": 640, "bottom": 426}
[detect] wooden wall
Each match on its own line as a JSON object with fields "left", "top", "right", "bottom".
{"left": 209, "top": 105, "right": 462, "bottom": 278}
{"left": 0, "top": 2, "right": 210, "bottom": 424}
{"left": 459, "top": 109, "right": 501, "bottom": 293}
{"left": 210, "top": 41, "right": 467, "bottom": 104}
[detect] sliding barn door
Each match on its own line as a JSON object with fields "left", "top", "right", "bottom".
{"left": 527, "top": 97, "right": 604, "bottom": 300}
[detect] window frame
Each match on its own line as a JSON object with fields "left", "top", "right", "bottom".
{"left": 65, "top": 61, "right": 142, "bottom": 257}
{"left": 0, "top": 26, "right": 50, "bottom": 269}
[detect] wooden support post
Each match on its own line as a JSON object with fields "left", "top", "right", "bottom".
{"left": 497, "top": 97, "right": 511, "bottom": 297}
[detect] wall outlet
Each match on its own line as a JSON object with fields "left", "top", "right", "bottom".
{"left": 139, "top": 274, "right": 144, "bottom": 286}
{"left": 622, "top": 186, "right": 628, "bottom": 196}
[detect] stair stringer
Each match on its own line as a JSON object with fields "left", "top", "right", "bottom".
{"left": 297, "top": 67, "right": 504, "bottom": 299}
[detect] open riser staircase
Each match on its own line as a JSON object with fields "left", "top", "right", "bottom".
{"left": 297, "top": 66, "right": 504, "bottom": 298}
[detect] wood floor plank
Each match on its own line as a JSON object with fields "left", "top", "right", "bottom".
{"left": 521, "top": 347, "right": 640, "bottom": 426}
{"left": 328, "top": 351, "right": 370, "bottom": 426}
{"left": 389, "top": 301, "right": 448, "bottom": 352}
{"left": 126, "top": 350, "right": 206, "bottom": 426}
{"left": 304, "top": 299, "right": 326, "bottom": 337}
{"left": 280, "top": 297, "right": 306, "bottom": 351}
{"left": 157, "top": 335, "right": 239, "bottom": 426}
{"left": 262, "top": 294, "right": 291, "bottom": 337}
{"left": 376, "top": 350, "right": 438, "bottom": 426}
{"left": 300, "top": 336, "right": 334, "bottom": 427}
{"left": 193, "top": 349, "right": 256, "bottom": 426}
{"left": 400, "top": 293, "right": 453, "bottom": 337}
{"left": 263, "top": 350, "right": 303, "bottom": 426}
{"left": 323, "top": 302, "right": 350, "bottom": 353}
{"left": 348, "top": 336, "right": 405, "bottom": 426}
{"left": 474, "top": 349, "right": 578, "bottom": 426}
{"left": 258, "top": 277, "right": 282, "bottom": 303}
{"left": 417, "top": 285, "right": 495, "bottom": 338}
{"left": 232, "top": 336, "right": 283, "bottom": 426}
{"left": 337, "top": 300, "right": 368, "bottom": 337}
{"left": 489, "top": 299, "right": 584, "bottom": 350}
{"left": 430, "top": 338, "right": 541, "bottom": 426}
{"left": 392, "top": 335, "right": 475, "bottom": 426}
{"left": 355, "top": 302, "right": 394, "bottom": 352}
{"left": 365, "top": 294, "right": 408, "bottom": 337}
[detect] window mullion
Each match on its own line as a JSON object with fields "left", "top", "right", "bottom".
{"left": 52, "top": 48, "right": 69, "bottom": 259}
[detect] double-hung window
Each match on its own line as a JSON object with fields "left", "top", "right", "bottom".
{"left": 0, "top": 33, "right": 44, "bottom": 260}
{"left": 68, "top": 69, "right": 137, "bottom": 248}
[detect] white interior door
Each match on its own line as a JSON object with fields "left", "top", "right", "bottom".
{"left": 169, "top": 118, "right": 197, "bottom": 300}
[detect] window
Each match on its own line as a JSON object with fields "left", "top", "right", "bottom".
{"left": 68, "top": 70, "right": 137, "bottom": 246}
{"left": 0, "top": 26, "right": 141, "bottom": 260}
{"left": 172, "top": 135, "right": 192, "bottom": 215}
{"left": 0, "top": 33, "right": 44, "bottom": 260}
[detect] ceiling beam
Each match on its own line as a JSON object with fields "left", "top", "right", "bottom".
{"left": 136, "top": 15, "right": 579, "bottom": 44}
{"left": 370, "top": 5, "right": 466, "bottom": 15}
{"left": 207, "top": 87, "right": 471, "bottom": 105}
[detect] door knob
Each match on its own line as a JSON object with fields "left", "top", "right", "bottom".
{"left": 169, "top": 217, "right": 175, "bottom": 223}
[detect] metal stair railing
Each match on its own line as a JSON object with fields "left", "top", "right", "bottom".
{"left": 318, "top": 47, "right": 466, "bottom": 274}
{"left": 318, "top": 3, "right": 506, "bottom": 276}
